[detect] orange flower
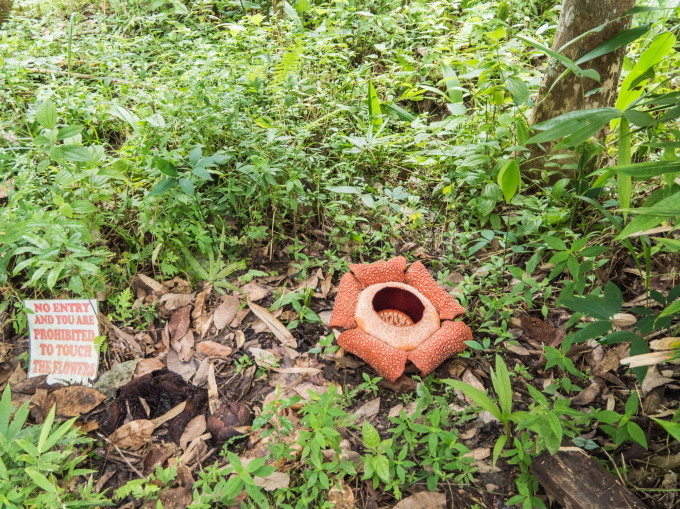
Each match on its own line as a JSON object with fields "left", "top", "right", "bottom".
{"left": 329, "top": 256, "right": 472, "bottom": 382}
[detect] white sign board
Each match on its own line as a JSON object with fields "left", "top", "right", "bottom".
{"left": 25, "top": 299, "right": 100, "bottom": 385}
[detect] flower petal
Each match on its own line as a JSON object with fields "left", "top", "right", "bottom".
{"left": 407, "top": 320, "right": 472, "bottom": 376}
{"left": 329, "top": 272, "right": 362, "bottom": 329}
{"left": 350, "top": 256, "right": 407, "bottom": 287}
{"left": 337, "top": 328, "right": 408, "bottom": 383}
{"left": 405, "top": 261, "right": 465, "bottom": 319}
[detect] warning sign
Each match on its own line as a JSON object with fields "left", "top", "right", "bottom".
{"left": 26, "top": 299, "right": 100, "bottom": 385}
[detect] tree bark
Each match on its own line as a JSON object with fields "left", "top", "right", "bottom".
{"left": 526, "top": 0, "right": 635, "bottom": 177}
{"left": 0, "top": 0, "right": 13, "bottom": 25}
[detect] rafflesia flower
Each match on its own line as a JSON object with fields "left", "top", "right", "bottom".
{"left": 329, "top": 256, "right": 472, "bottom": 382}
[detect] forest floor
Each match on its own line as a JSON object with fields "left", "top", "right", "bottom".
{"left": 1, "top": 1, "right": 679, "bottom": 508}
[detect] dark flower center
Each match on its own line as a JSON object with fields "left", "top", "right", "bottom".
{"left": 372, "top": 286, "right": 424, "bottom": 325}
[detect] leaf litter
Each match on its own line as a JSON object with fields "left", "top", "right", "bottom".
{"left": 2, "top": 268, "right": 679, "bottom": 508}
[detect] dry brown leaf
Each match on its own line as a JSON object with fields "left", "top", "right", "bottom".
{"left": 133, "top": 274, "right": 166, "bottom": 296}
{"left": 109, "top": 419, "right": 155, "bottom": 450}
{"left": 135, "top": 358, "right": 165, "bottom": 378}
{"left": 641, "top": 366, "right": 673, "bottom": 395}
{"left": 393, "top": 491, "right": 447, "bottom": 509}
{"left": 207, "top": 363, "right": 219, "bottom": 414}
{"left": 172, "top": 329, "right": 195, "bottom": 362}
{"left": 253, "top": 471, "right": 291, "bottom": 491}
{"left": 192, "top": 285, "right": 213, "bottom": 338}
{"left": 612, "top": 313, "right": 637, "bottom": 327}
{"left": 109, "top": 324, "right": 143, "bottom": 355}
{"left": 143, "top": 443, "right": 178, "bottom": 476}
{"left": 180, "top": 415, "right": 207, "bottom": 450}
{"left": 179, "top": 433, "right": 210, "bottom": 466}
{"left": 241, "top": 282, "right": 271, "bottom": 302}
{"left": 462, "top": 369, "right": 485, "bottom": 392}
{"left": 296, "top": 272, "right": 319, "bottom": 292}
{"left": 50, "top": 386, "right": 107, "bottom": 417}
{"left": 571, "top": 382, "right": 601, "bottom": 406}
{"left": 151, "top": 401, "right": 187, "bottom": 428}
{"left": 251, "top": 318, "right": 271, "bottom": 334}
{"left": 506, "top": 344, "right": 531, "bottom": 356}
{"left": 191, "top": 358, "right": 211, "bottom": 387}
{"left": 213, "top": 295, "right": 240, "bottom": 331}
{"left": 167, "top": 349, "right": 197, "bottom": 381}
{"left": 328, "top": 480, "right": 354, "bottom": 509}
{"left": 352, "top": 397, "right": 380, "bottom": 422}
{"left": 168, "top": 306, "right": 192, "bottom": 342}
{"left": 318, "top": 310, "right": 333, "bottom": 326}
{"left": 593, "top": 343, "right": 629, "bottom": 376}
{"left": 316, "top": 273, "right": 332, "bottom": 299}
{"left": 270, "top": 367, "right": 322, "bottom": 375}
{"left": 196, "top": 340, "right": 232, "bottom": 358}
{"left": 158, "top": 486, "right": 192, "bottom": 509}
{"left": 230, "top": 308, "right": 250, "bottom": 328}
{"left": 247, "top": 302, "right": 296, "bottom": 347}
{"left": 235, "top": 330, "right": 246, "bottom": 349}
{"left": 160, "top": 293, "right": 195, "bottom": 312}
{"left": 465, "top": 447, "right": 491, "bottom": 460}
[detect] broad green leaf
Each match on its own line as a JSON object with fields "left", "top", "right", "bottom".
{"left": 618, "top": 118, "right": 632, "bottom": 219}
{"left": 528, "top": 108, "right": 621, "bottom": 144}
{"left": 57, "top": 125, "right": 84, "bottom": 140}
{"left": 373, "top": 455, "right": 391, "bottom": 483}
{"left": 362, "top": 421, "right": 380, "bottom": 448}
{"left": 626, "top": 421, "right": 647, "bottom": 449}
{"left": 61, "top": 145, "right": 93, "bottom": 162}
{"left": 576, "top": 24, "right": 652, "bottom": 65}
{"left": 70, "top": 200, "right": 98, "bottom": 215}
{"left": 650, "top": 418, "right": 680, "bottom": 442}
{"left": 607, "top": 160, "right": 680, "bottom": 179}
{"left": 616, "top": 32, "right": 677, "bottom": 110}
{"left": 517, "top": 36, "right": 581, "bottom": 75}
{"left": 444, "top": 380, "right": 503, "bottom": 424}
{"left": 148, "top": 178, "right": 178, "bottom": 198}
{"left": 440, "top": 63, "right": 463, "bottom": 103}
{"left": 491, "top": 355, "right": 512, "bottom": 418}
{"left": 659, "top": 299, "right": 680, "bottom": 318}
{"left": 619, "top": 206, "right": 680, "bottom": 216}
{"left": 506, "top": 77, "right": 530, "bottom": 105}
{"left": 617, "top": 191, "right": 680, "bottom": 239}
{"left": 623, "top": 109, "right": 656, "bottom": 127}
{"left": 571, "top": 320, "right": 612, "bottom": 343}
{"left": 178, "top": 177, "right": 195, "bottom": 195}
{"left": 25, "top": 468, "right": 57, "bottom": 493}
{"left": 108, "top": 104, "right": 140, "bottom": 128}
{"left": 603, "top": 282, "right": 623, "bottom": 314}
{"left": 383, "top": 102, "right": 416, "bottom": 122}
{"left": 0, "top": 386, "right": 11, "bottom": 435}
{"left": 492, "top": 434, "right": 508, "bottom": 467}
{"left": 154, "top": 158, "right": 179, "bottom": 177}
{"left": 37, "top": 100, "right": 57, "bottom": 129}
{"left": 327, "top": 185, "right": 361, "bottom": 194}
{"left": 367, "top": 82, "right": 382, "bottom": 130}
{"left": 544, "top": 235, "right": 567, "bottom": 251}
{"left": 38, "top": 407, "right": 56, "bottom": 453}
{"left": 497, "top": 160, "right": 520, "bottom": 203}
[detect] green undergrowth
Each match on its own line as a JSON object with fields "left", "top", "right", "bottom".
{"left": 1, "top": 0, "right": 679, "bottom": 507}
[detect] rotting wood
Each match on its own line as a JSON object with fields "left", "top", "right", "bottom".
{"left": 531, "top": 447, "right": 648, "bottom": 509}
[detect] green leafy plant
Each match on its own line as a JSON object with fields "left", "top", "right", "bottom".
{"left": 0, "top": 385, "right": 111, "bottom": 508}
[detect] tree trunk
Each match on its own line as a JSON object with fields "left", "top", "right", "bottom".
{"left": 0, "top": 0, "right": 13, "bottom": 25}
{"left": 526, "top": 0, "right": 635, "bottom": 178}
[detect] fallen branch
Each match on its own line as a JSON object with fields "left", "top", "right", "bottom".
{"left": 531, "top": 447, "right": 648, "bottom": 509}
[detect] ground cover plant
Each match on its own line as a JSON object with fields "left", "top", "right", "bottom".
{"left": 0, "top": 0, "right": 679, "bottom": 507}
